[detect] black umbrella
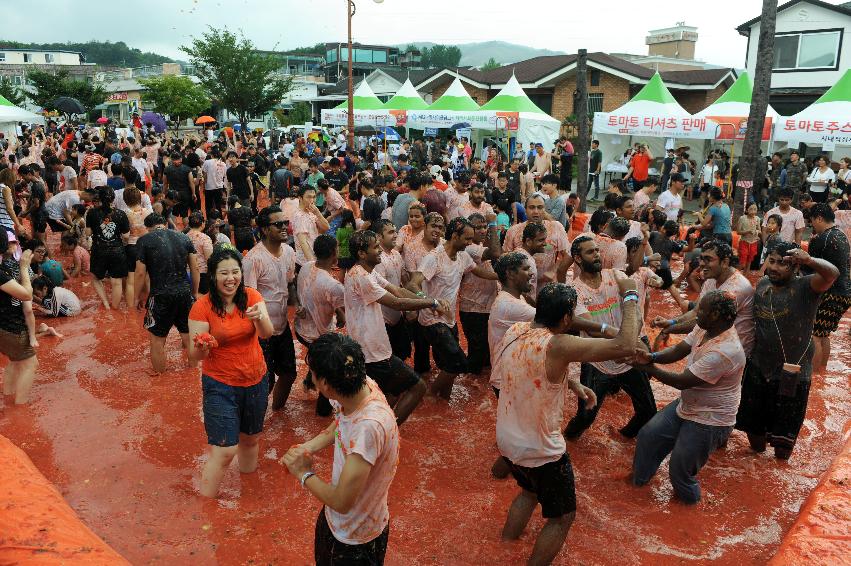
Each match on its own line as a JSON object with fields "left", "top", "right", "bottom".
{"left": 354, "top": 125, "right": 378, "bottom": 136}
{"left": 49, "top": 97, "right": 86, "bottom": 115}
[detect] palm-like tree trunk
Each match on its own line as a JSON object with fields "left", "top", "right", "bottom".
{"left": 575, "top": 49, "right": 590, "bottom": 212}
{"left": 735, "top": 0, "right": 777, "bottom": 222}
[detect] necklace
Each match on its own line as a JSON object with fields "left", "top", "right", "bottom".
{"left": 768, "top": 286, "right": 811, "bottom": 367}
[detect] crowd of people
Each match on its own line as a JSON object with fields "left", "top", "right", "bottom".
{"left": 0, "top": 117, "right": 850, "bottom": 565}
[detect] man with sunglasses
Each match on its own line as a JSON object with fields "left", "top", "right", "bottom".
{"left": 243, "top": 205, "right": 300, "bottom": 411}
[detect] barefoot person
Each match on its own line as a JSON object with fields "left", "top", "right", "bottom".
{"left": 243, "top": 206, "right": 299, "bottom": 411}
{"left": 282, "top": 333, "right": 399, "bottom": 566}
{"left": 0, "top": 237, "right": 37, "bottom": 405}
{"left": 735, "top": 242, "right": 838, "bottom": 460}
{"left": 631, "top": 290, "right": 744, "bottom": 504}
{"left": 86, "top": 187, "right": 130, "bottom": 309}
{"left": 345, "top": 230, "right": 447, "bottom": 424}
{"left": 494, "top": 279, "right": 640, "bottom": 565}
{"left": 133, "top": 213, "right": 200, "bottom": 373}
{"left": 372, "top": 219, "right": 410, "bottom": 362}
{"left": 189, "top": 244, "right": 274, "bottom": 498}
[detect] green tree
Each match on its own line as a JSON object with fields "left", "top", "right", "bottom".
{"left": 421, "top": 45, "right": 462, "bottom": 68}
{"left": 181, "top": 28, "right": 294, "bottom": 132}
{"left": 0, "top": 40, "right": 171, "bottom": 67}
{"left": 274, "top": 101, "right": 312, "bottom": 126}
{"left": 481, "top": 57, "right": 501, "bottom": 71}
{"left": 139, "top": 75, "right": 210, "bottom": 131}
{"left": 0, "top": 76, "right": 25, "bottom": 106}
{"left": 25, "top": 69, "right": 107, "bottom": 114}
{"left": 285, "top": 42, "right": 326, "bottom": 56}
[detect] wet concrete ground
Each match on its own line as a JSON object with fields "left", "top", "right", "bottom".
{"left": 1, "top": 273, "right": 850, "bottom": 565}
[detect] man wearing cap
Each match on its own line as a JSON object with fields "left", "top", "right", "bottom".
{"left": 784, "top": 150, "right": 808, "bottom": 206}
{"left": 163, "top": 153, "right": 196, "bottom": 227}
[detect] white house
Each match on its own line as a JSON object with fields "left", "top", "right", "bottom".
{"left": 0, "top": 49, "right": 86, "bottom": 66}
{"left": 737, "top": 0, "right": 851, "bottom": 114}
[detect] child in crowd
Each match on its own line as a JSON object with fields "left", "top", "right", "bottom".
{"left": 32, "top": 275, "right": 81, "bottom": 318}
{"left": 70, "top": 204, "right": 90, "bottom": 250}
{"left": 2, "top": 233, "right": 38, "bottom": 348}
{"left": 737, "top": 203, "right": 761, "bottom": 277}
{"left": 335, "top": 209, "right": 357, "bottom": 277}
{"left": 759, "top": 214, "right": 783, "bottom": 273}
{"left": 60, "top": 232, "right": 90, "bottom": 278}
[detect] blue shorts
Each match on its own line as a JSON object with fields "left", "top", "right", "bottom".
{"left": 202, "top": 374, "right": 269, "bottom": 447}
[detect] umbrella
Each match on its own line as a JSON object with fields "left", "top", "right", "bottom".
{"left": 96, "top": 116, "right": 109, "bottom": 124}
{"left": 354, "top": 125, "right": 378, "bottom": 136}
{"left": 49, "top": 97, "right": 86, "bottom": 115}
{"left": 195, "top": 115, "right": 215, "bottom": 125}
{"left": 377, "top": 126, "right": 400, "bottom": 141}
{"left": 450, "top": 122, "right": 471, "bottom": 130}
{"left": 140, "top": 111, "right": 167, "bottom": 133}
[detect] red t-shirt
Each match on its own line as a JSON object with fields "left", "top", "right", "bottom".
{"left": 630, "top": 153, "right": 651, "bottom": 181}
{"left": 189, "top": 287, "right": 267, "bottom": 387}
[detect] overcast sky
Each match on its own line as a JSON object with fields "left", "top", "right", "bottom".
{"left": 4, "top": 0, "right": 766, "bottom": 68}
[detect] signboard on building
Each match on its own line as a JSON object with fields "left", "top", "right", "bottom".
{"left": 108, "top": 92, "right": 129, "bottom": 102}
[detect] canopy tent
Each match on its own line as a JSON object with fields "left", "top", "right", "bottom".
{"left": 693, "top": 72, "right": 778, "bottom": 141}
{"left": 477, "top": 74, "right": 560, "bottom": 149}
{"left": 592, "top": 73, "right": 695, "bottom": 167}
{"left": 0, "top": 95, "right": 45, "bottom": 137}
{"left": 333, "top": 80, "right": 385, "bottom": 110}
{"left": 382, "top": 78, "right": 429, "bottom": 111}
{"left": 775, "top": 68, "right": 851, "bottom": 147}
{"left": 425, "top": 77, "right": 481, "bottom": 112}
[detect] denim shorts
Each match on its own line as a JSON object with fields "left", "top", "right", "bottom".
{"left": 202, "top": 374, "right": 269, "bottom": 447}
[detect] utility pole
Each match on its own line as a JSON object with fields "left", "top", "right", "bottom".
{"left": 575, "top": 49, "right": 590, "bottom": 212}
{"left": 735, "top": 0, "right": 777, "bottom": 222}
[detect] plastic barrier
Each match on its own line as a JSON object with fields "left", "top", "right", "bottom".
{"left": 769, "top": 426, "right": 851, "bottom": 566}
{"left": 0, "top": 435, "right": 129, "bottom": 565}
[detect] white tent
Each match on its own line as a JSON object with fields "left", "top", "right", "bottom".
{"left": 477, "top": 74, "right": 561, "bottom": 150}
{"left": 0, "top": 95, "right": 45, "bottom": 138}
{"left": 775, "top": 68, "right": 851, "bottom": 149}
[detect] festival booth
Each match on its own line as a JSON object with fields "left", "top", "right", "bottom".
{"left": 478, "top": 75, "right": 561, "bottom": 153}
{"left": 382, "top": 78, "right": 430, "bottom": 111}
{"left": 0, "top": 95, "right": 45, "bottom": 138}
{"left": 592, "top": 73, "right": 692, "bottom": 183}
{"left": 321, "top": 81, "right": 391, "bottom": 127}
{"left": 774, "top": 68, "right": 851, "bottom": 153}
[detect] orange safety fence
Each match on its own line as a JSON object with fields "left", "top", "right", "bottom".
{"left": 769, "top": 425, "right": 851, "bottom": 566}
{"left": 0, "top": 435, "right": 129, "bottom": 565}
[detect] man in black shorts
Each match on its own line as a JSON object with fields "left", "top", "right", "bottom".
{"left": 407, "top": 217, "right": 498, "bottom": 399}
{"left": 807, "top": 203, "right": 851, "bottom": 371}
{"left": 493, "top": 281, "right": 639, "bottom": 565}
{"left": 163, "top": 153, "right": 196, "bottom": 225}
{"left": 133, "top": 213, "right": 200, "bottom": 373}
{"left": 344, "top": 230, "right": 450, "bottom": 424}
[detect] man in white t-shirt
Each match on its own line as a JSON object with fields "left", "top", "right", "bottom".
{"left": 282, "top": 333, "right": 399, "bottom": 565}
{"left": 631, "top": 290, "right": 745, "bottom": 504}
{"left": 44, "top": 189, "right": 94, "bottom": 232}
{"left": 657, "top": 173, "right": 685, "bottom": 222}
{"left": 762, "top": 188, "right": 805, "bottom": 244}
{"left": 564, "top": 235, "right": 657, "bottom": 439}
{"left": 407, "top": 217, "right": 498, "bottom": 399}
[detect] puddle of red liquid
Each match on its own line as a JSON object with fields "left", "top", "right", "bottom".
{"left": 2, "top": 263, "right": 850, "bottom": 565}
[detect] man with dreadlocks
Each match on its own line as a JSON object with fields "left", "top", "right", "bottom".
{"left": 631, "top": 290, "right": 745, "bottom": 504}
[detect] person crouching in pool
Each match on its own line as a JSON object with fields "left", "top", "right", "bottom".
{"left": 282, "top": 332, "right": 399, "bottom": 566}
{"left": 630, "top": 290, "right": 744, "bottom": 504}
{"left": 188, "top": 244, "right": 274, "bottom": 498}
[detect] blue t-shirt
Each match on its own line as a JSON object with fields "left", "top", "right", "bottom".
{"left": 496, "top": 212, "right": 510, "bottom": 230}
{"left": 708, "top": 203, "right": 732, "bottom": 234}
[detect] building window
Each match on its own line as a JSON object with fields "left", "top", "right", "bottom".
{"left": 0, "top": 53, "right": 5, "bottom": 62}
{"left": 326, "top": 49, "right": 337, "bottom": 63}
{"left": 44, "top": 53, "right": 54, "bottom": 63}
{"left": 588, "top": 93, "right": 604, "bottom": 114}
{"left": 23, "top": 53, "right": 31, "bottom": 63}
{"left": 373, "top": 50, "right": 387, "bottom": 64}
{"left": 590, "top": 69, "right": 601, "bottom": 87}
{"left": 389, "top": 53, "right": 398, "bottom": 65}
{"left": 773, "top": 30, "right": 841, "bottom": 70}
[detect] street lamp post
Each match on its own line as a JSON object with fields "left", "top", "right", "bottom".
{"left": 346, "top": 0, "right": 383, "bottom": 151}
